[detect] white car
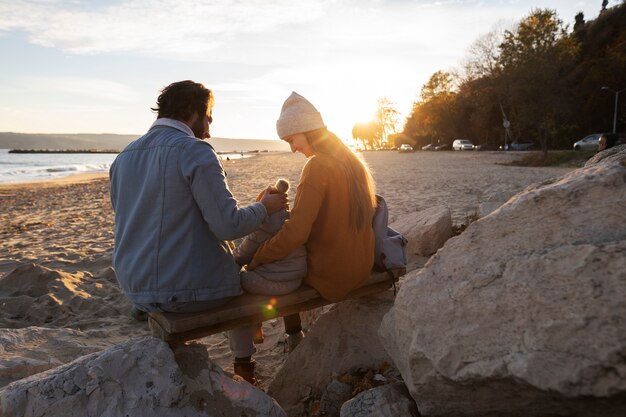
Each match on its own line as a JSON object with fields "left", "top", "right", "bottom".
{"left": 398, "top": 144, "right": 414, "bottom": 153}
{"left": 452, "top": 139, "right": 474, "bottom": 151}
{"left": 573, "top": 134, "right": 602, "bottom": 151}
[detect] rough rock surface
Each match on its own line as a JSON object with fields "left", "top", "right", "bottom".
{"left": 319, "top": 378, "right": 352, "bottom": 417}
{"left": 477, "top": 191, "right": 515, "bottom": 218}
{"left": 379, "top": 146, "right": 626, "bottom": 416}
{"left": 340, "top": 383, "right": 419, "bottom": 417}
{"left": 390, "top": 205, "right": 452, "bottom": 256}
{"left": 268, "top": 293, "right": 396, "bottom": 416}
{"left": 0, "top": 327, "right": 110, "bottom": 388}
{"left": 0, "top": 337, "right": 286, "bottom": 417}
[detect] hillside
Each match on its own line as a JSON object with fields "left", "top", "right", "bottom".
{"left": 0, "top": 132, "right": 289, "bottom": 153}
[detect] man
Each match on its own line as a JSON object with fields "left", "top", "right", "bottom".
{"left": 110, "top": 80, "right": 286, "bottom": 383}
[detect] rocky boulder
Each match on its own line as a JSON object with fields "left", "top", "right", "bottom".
{"left": 0, "top": 337, "right": 286, "bottom": 417}
{"left": 268, "top": 293, "right": 396, "bottom": 416}
{"left": 340, "top": 383, "right": 418, "bottom": 417}
{"left": 379, "top": 147, "right": 626, "bottom": 416}
{"left": 391, "top": 205, "right": 452, "bottom": 257}
{"left": 477, "top": 191, "right": 515, "bottom": 218}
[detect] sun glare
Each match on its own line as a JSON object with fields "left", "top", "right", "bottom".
{"left": 320, "top": 94, "right": 379, "bottom": 143}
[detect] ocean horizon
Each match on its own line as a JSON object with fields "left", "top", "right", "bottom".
{"left": 0, "top": 137, "right": 290, "bottom": 183}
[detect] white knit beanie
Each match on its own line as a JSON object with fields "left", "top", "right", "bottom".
{"left": 276, "top": 92, "right": 326, "bottom": 139}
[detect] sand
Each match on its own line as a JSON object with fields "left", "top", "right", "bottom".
{"left": 0, "top": 150, "right": 574, "bottom": 389}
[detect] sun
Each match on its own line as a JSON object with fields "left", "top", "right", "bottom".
{"left": 317, "top": 92, "right": 379, "bottom": 143}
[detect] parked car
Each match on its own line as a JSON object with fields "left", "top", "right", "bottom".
{"left": 421, "top": 144, "right": 435, "bottom": 151}
{"left": 452, "top": 139, "right": 475, "bottom": 151}
{"left": 573, "top": 133, "right": 602, "bottom": 151}
{"left": 434, "top": 143, "right": 451, "bottom": 151}
{"left": 506, "top": 141, "right": 534, "bottom": 151}
{"left": 475, "top": 142, "right": 500, "bottom": 151}
{"left": 398, "top": 144, "right": 414, "bottom": 153}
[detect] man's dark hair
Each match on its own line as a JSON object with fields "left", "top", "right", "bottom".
{"left": 151, "top": 80, "right": 214, "bottom": 121}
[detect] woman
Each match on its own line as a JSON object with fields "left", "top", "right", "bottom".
{"left": 248, "top": 92, "right": 377, "bottom": 346}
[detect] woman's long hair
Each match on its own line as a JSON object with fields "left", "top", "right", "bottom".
{"left": 304, "top": 128, "right": 377, "bottom": 231}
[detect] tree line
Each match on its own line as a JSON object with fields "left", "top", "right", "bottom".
{"left": 353, "top": 1, "right": 626, "bottom": 151}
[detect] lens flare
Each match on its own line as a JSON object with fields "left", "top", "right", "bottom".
{"left": 262, "top": 297, "right": 279, "bottom": 318}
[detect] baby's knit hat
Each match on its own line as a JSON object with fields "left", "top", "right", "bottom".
{"left": 276, "top": 92, "right": 326, "bottom": 139}
{"left": 275, "top": 178, "right": 289, "bottom": 193}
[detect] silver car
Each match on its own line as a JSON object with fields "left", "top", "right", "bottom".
{"left": 573, "top": 134, "right": 602, "bottom": 151}
{"left": 453, "top": 139, "right": 474, "bottom": 151}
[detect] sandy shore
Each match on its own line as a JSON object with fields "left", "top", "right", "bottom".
{"left": 0, "top": 150, "right": 573, "bottom": 389}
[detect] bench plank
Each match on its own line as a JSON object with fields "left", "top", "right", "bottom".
{"left": 149, "top": 269, "right": 403, "bottom": 343}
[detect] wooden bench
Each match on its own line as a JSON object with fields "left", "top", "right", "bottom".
{"left": 148, "top": 269, "right": 404, "bottom": 344}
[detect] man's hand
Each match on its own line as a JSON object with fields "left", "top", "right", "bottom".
{"left": 259, "top": 186, "right": 288, "bottom": 215}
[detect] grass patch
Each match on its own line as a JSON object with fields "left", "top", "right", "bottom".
{"left": 505, "top": 150, "right": 596, "bottom": 167}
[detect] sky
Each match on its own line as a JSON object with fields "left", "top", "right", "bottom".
{"left": 0, "top": 0, "right": 619, "bottom": 141}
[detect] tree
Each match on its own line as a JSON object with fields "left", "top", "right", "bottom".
{"left": 375, "top": 97, "right": 400, "bottom": 147}
{"left": 419, "top": 70, "right": 454, "bottom": 101}
{"left": 398, "top": 2, "right": 626, "bottom": 150}
{"left": 461, "top": 25, "right": 505, "bottom": 81}
{"left": 497, "top": 9, "right": 578, "bottom": 156}
{"left": 352, "top": 121, "right": 379, "bottom": 150}
{"left": 498, "top": 9, "right": 571, "bottom": 67}
{"left": 404, "top": 71, "right": 460, "bottom": 145}
{"left": 574, "top": 12, "right": 586, "bottom": 32}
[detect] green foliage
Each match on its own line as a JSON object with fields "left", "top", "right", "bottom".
{"left": 498, "top": 9, "right": 569, "bottom": 67}
{"left": 402, "top": 3, "right": 626, "bottom": 150}
{"left": 420, "top": 71, "right": 454, "bottom": 101}
{"left": 404, "top": 71, "right": 460, "bottom": 145}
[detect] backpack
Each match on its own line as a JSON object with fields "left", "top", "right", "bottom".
{"left": 373, "top": 194, "right": 408, "bottom": 274}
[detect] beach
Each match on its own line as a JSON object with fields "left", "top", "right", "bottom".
{"left": 0, "top": 150, "right": 574, "bottom": 389}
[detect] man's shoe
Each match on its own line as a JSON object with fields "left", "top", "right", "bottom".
{"left": 233, "top": 358, "right": 257, "bottom": 385}
{"left": 286, "top": 330, "right": 305, "bottom": 353}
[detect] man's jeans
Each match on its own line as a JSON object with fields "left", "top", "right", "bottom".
{"left": 135, "top": 298, "right": 256, "bottom": 358}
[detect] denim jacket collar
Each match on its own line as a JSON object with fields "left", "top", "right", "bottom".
{"left": 151, "top": 118, "right": 194, "bottom": 137}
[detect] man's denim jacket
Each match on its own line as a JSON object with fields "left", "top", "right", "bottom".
{"left": 109, "top": 119, "right": 266, "bottom": 305}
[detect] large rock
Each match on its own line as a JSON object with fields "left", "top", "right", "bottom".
{"left": 0, "top": 337, "right": 286, "bottom": 417}
{"left": 268, "top": 293, "right": 395, "bottom": 416}
{"left": 391, "top": 205, "right": 452, "bottom": 256}
{"left": 340, "top": 383, "right": 418, "bottom": 417}
{"left": 477, "top": 191, "right": 515, "bottom": 218}
{"left": 379, "top": 147, "right": 626, "bottom": 416}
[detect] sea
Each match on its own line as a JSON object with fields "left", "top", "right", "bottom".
{"left": 0, "top": 148, "right": 272, "bottom": 184}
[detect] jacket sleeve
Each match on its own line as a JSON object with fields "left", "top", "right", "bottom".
{"left": 180, "top": 141, "right": 267, "bottom": 241}
{"left": 252, "top": 158, "right": 324, "bottom": 264}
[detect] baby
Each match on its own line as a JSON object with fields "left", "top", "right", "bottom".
{"left": 234, "top": 179, "right": 307, "bottom": 295}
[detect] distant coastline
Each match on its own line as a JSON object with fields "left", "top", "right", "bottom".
{"left": 7, "top": 149, "right": 275, "bottom": 155}
{"left": 8, "top": 149, "right": 120, "bottom": 154}
{"left": 0, "top": 132, "right": 289, "bottom": 154}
